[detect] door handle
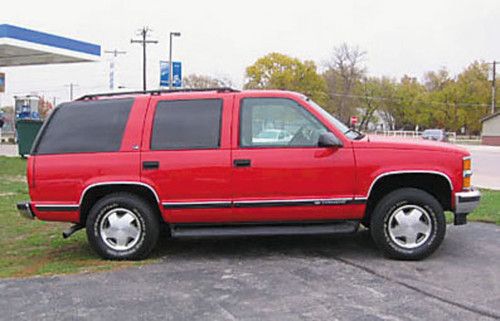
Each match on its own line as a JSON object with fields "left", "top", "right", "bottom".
{"left": 233, "top": 159, "right": 251, "bottom": 167}
{"left": 143, "top": 161, "right": 159, "bottom": 170}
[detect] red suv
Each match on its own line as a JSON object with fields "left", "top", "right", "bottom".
{"left": 17, "top": 88, "right": 480, "bottom": 260}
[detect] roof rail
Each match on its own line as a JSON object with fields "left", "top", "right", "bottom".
{"left": 77, "top": 87, "right": 239, "bottom": 100}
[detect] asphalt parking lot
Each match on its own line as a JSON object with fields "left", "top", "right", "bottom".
{"left": 1, "top": 222, "right": 499, "bottom": 321}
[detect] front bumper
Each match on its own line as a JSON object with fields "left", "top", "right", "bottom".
{"left": 16, "top": 202, "right": 35, "bottom": 220}
{"left": 454, "top": 189, "right": 481, "bottom": 225}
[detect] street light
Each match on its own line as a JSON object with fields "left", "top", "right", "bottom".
{"left": 169, "top": 32, "right": 181, "bottom": 89}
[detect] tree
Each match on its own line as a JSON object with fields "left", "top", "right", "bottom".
{"left": 244, "top": 52, "right": 328, "bottom": 104}
{"left": 423, "top": 62, "right": 490, "bottom": 134}
{"left": 358, "top": 77, "right": 397, "bottom": 130}
{"left": 423, "top": 68, "right": 451, "bottom": 92}
{"left": 323, "top": 43, "right": 366, "bottom": 123}
{"left": 183, "top": 74, "right": 233, "bottom": 89}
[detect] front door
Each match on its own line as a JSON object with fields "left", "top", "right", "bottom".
{"left": 231, "top": 96, "right": 358, "bottom": 222}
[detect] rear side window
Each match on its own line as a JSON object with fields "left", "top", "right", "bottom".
{"left": 151, "top": 99, "right": 222, "bottom": 150}
{"left": 34, "top": 99, "right": 133, "bottom": 155}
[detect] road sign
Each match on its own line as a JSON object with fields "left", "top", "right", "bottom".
{"left": 160, "top": 61, "right": 182, "bottom": 87}
{"left": 350, "top": 116, "right": 358, "bottom": 126}
{"left": 0, "top": 72, "right": 5, "bottom": 93}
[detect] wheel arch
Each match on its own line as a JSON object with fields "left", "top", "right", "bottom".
{"left": 79, "top": 182, "right": 162, "bottom": 225}
{"left": 363, "top": 171, "right": 453, "bottom": 225}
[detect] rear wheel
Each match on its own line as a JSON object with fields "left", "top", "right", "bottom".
{"left": 370, "top": 188, "right": 446, "bottom": 260}
{"left": 86, "top": 193, "right": 160, "bottom": 260}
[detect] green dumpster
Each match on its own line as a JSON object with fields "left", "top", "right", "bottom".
{"left": 15, "top": 119, "right": 44, "bottom": 157}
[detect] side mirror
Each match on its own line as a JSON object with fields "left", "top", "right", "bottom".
{"left": 318, "top": 132, "right": 343, "bottom": 148}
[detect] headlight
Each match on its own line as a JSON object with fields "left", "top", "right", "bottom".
{"left": 463, "top": 156, "right": 472, "bottom": 190}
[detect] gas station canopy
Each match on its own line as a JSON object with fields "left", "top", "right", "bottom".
{"left": 0, "top": 24, "right": 100, "bottom": 67}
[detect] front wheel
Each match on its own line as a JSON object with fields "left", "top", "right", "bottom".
{"left": 370, "top": 188, "right": 446, "bottom": 260}
{"left": 86, "top": 193, "right": 160, "bottom": 260}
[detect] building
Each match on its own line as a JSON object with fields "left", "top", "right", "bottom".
{"left": 481, "top": 112, "right": 500, "bottom": 146}
{"left": 0, "top": 24, "right": 100, "bottom": 138}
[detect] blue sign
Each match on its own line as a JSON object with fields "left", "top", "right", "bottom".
{"left": 160, "top": 61, "right": 182, "bottom": 87}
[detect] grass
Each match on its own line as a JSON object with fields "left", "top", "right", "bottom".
{"left": 0, "top": 156, "right": 499, "bottom": 278}
{"left": 0, "top": 157, "right": 148, "bottom": 278}
{"left": 466, "top": 189, "right": 500, "bottom": 224}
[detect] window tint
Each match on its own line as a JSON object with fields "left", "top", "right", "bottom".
{"left": 151, "top": 99, "right": 222, "bottom": 150}
{"left": 35, "top": 99, "right": 133, "bottom": 155}
{"left": 240, "top": 98, "right": 328, "bottom": 147}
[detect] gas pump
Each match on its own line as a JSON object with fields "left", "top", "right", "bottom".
{"left": 14, "top": 95, "right": 41, "bottom": 120}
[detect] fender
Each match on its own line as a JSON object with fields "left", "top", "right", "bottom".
{"left": 365, "top": 170, "right": 454, "bottom": 199}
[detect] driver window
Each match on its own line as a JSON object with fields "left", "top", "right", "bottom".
{"left": 240, "top": 98, "right": 328, "bottom": 148}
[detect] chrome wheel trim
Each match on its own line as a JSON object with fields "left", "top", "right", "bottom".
{"left": 99, "top": 208, "right": 142, "bottom": 251}
{"left": 387, "top": 204, "right": 433, "bottom": 249}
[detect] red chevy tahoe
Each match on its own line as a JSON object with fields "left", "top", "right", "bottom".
{"left": 17, "top": 88, "right": 480, "bottom": 260}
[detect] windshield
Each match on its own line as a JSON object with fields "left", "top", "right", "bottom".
{"left": 305, "top": 98, "right": 360, "bottom": 140}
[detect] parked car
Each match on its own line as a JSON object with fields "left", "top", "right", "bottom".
{"left": 422, "top": 129, "right": 449, "bottom": 142}
{"left": 17, "top": 88, "right": 480, "bottom": 261}
{"left": 253, "top": 129, "right": 292, "bottom": 144}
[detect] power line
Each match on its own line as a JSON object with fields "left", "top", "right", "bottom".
{"left": 328, "top": 92, "right": 490, "bottom": 108}
{"left": 131, "top": 27, "right": 158, "bottom": 91}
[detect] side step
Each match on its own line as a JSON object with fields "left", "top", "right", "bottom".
{"left": 170, "top": 221, "right": 359, "bottom": 238}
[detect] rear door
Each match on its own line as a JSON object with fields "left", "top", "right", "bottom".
{"left": 140, "top": 94, "right": 233, "bottom": 223}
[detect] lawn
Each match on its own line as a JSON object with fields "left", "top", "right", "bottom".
{"left": 0, "top": 156, "right": 148, "bottom": 278}
{"left": 0, "top": 156, "right": 498, "bottom": 278}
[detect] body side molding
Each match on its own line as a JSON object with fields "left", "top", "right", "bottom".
{"left": 162, "top": 198, "right": 367, "bottom": 209}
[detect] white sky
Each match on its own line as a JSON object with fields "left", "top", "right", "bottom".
{"left": 1, "top": 0, "right": 499, "bottom": 105}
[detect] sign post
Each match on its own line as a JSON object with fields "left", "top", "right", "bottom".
{"left": 0, "top": 72, "right": 5, "bottom": 93}
{"left": 160, "top": 61, "right": 182, "bottom": 88}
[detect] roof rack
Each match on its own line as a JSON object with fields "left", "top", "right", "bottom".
{"left": 77, "top": 87, "right": 239, "bottom": 100}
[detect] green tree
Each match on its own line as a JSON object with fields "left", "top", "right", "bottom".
{"left": 424, "top": 62, "right": 490, "bottom": 134}
{"left": 244, "top": 53, "right": 328, "bottom": 105}
{"left": 358, "top": 76, "right": 397, "bottom": 130}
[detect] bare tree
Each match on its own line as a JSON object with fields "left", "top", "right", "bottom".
{"left": 323, "top": 43, "right": 366, "bottom": 123}
{"left": 183, "top": 74, "right": 233, "bottom": 89}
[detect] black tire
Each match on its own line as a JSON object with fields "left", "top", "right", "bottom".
{"left": 86, "top": 192, "right": 160, "bottom": 260}
{"left": 370, "top": 188, "right": 446, "bottom": 260}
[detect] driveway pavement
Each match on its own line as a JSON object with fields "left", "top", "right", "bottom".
{"left": 1, "top": 223, "right": 499, "bottom": 321}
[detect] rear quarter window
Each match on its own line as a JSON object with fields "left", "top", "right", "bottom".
{"left": 151, "top": 99, "right": 222, "bottom": 150}
{"left": 34, "top": 98, "right": 133, "bottom": 155}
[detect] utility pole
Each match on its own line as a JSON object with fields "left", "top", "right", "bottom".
{"left": 131, "top": 27, "right": 158, "bottom": 91}
{"left": 169, "top": 32, "right": 181, "bottom": 89}
{"left": 491, "top": 61, "right": 498, "bottom": 114}
{"left": 65, "top": 83, "right": 78, "bottom": 101}
{"left": 104, "top": 49, "right": 126, "bottom": 91}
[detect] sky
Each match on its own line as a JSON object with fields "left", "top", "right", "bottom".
{"left": 1, "top": 0, "right": 499, "bottom": 106}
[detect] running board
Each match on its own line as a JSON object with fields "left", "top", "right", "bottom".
{"left": 170, "top": 221, "right": 359, "bottom": 238}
